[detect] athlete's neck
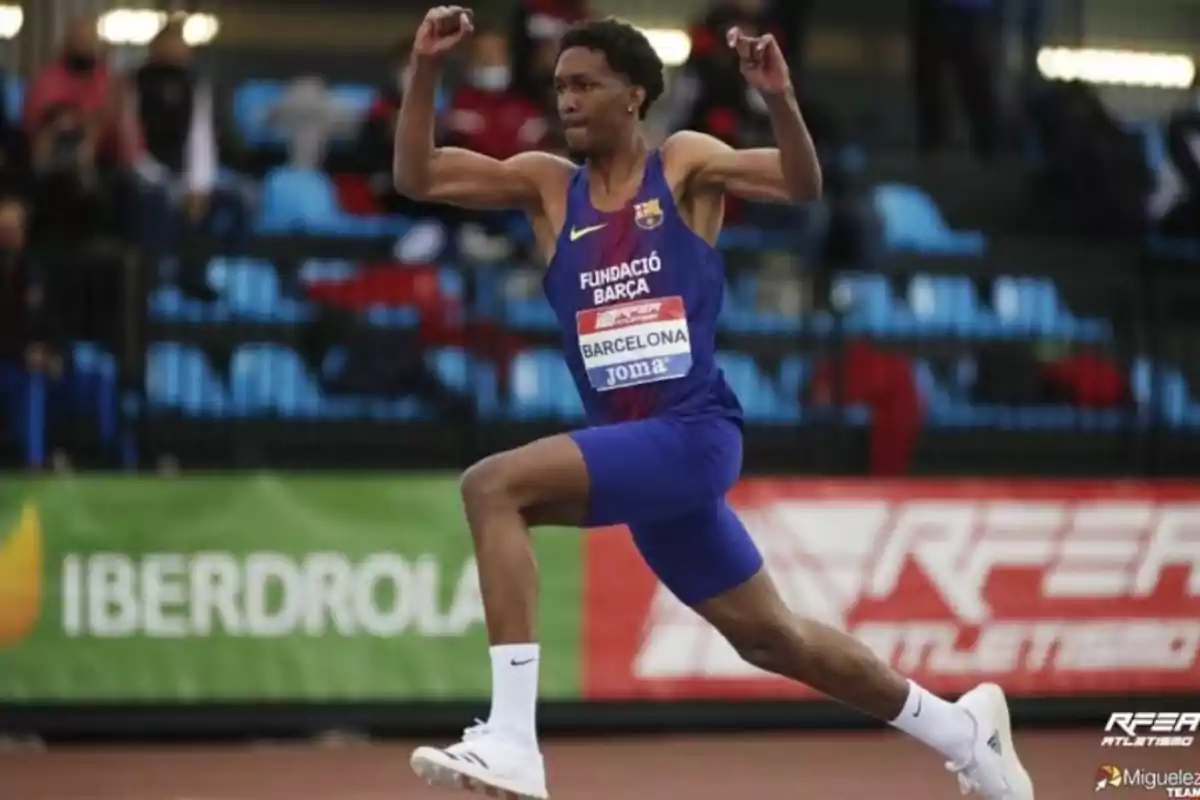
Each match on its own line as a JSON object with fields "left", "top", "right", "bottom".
{"left": 586, "top": 134, "right": 649, "bottom": 196}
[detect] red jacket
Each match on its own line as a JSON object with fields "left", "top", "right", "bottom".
{"left": 444, "top": 88, "right": 548, "bottom": 161}
{"left": 812, "top": 342, "right": 922, "bottom": 477}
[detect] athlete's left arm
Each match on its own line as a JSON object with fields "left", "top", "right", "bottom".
{"left": 678, "top": 29, "right": 822, "bottom": 204}
{"left": 672, "top": 128, "right": 820, "bottom": 205}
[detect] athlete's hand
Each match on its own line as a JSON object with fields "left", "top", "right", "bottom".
{"left": 727, "top": 27, "right": 791, "bottom": 96}
{"left": 413, "top": 6, "right": 474, "bottom": 61}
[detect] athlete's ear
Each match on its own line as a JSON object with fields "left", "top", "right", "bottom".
{"left": 628, "top": 85, "right": 645, "bottom": 115}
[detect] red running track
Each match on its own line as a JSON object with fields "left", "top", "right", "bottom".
{"left": 0, "top": 730, "right": 1188, "bottom": 799}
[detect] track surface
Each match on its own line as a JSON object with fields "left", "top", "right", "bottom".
{"left": 1, "top": 731, "right": 1189, "bottom": 799}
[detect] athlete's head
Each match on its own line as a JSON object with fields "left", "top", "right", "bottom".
{"left": 555, "top": 18, "right": 664, "bottom": 157}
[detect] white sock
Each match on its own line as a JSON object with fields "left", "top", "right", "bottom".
{"left": 485, "top": 643, "right": 540, "bottom": 747}
{"left": 890, "top": 680, "right": 977, "bottom": 764}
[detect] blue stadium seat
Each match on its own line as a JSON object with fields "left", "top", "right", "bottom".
{"left": 229, "top": 345, "right": 278, "bottom": 415}
{"left": 428, "top": 347, "right": 470, "bottom": 392}
{"left": 258, "top": 166, "right": 413, "bottom": 237}
{"left": 717, "top": 227, "right": 799, "bottom": 250}
{"left": 714, "top": 352, "right": 780, "bottom": 420}
{"left": 718, "top": 303, "right": 807, "bottom": 334}
{"left": 5, "top": 75, "right": 22, "bottom": 124}
{"left": 73, "top": 342, "right": 116, "bottom": 379}
{"left": 992, "top": 276, "right": 1070, "bottom": 337}
{"left": 761, "top": 356, "right": 805, "bottom": 422}
{"left": 231, "top": 344, "right": 336, "bottom": 418}
{"left": 503, "top": 297, "right": 558, "bottom": 330}
{"left": 327, "top": 84, "right": 377, "bottom": 133}
{"left": 438, "top": 267, "right": 464, "bottom": 298}
{"left": 873, "top": 183, "right": 985, "bottom": 256}
{"left": 833, "top": 272, "right": 911, "bottom": 334}
{"left": 297, "top": 259, "right": 356, "bottom": 284}
{"left": 777, "top": 355, "right": 808, "bottom": 400}
{"left": 509, "top": 349, "right": 584, "bottom": 420}
{"left": 232, "top": 80, "right": 286, "bottom": 146}
{"left": 913, "top": 360, "right": 955, "bottom": 414}
{"left": 1131, "top": 358, "right": 1157, "bottom": 420}
{"left": 365, "top": 306, "right": 420, "bottom": 327}
{"left": 908, "top": 274, "right": 999, "bottom": 336}
{"left": 272, "top": 347, "right": 328, "bottom": 418}
{"left": 148, "top": 284, "right": 228, "bottom": 322}
{"left": 208, "top": 258, "right": 312, "bottom": 322}
{"left": 146, "top": 343, "right": 228, "bottom": 415}
{"left": 1157, "top": 366, "right": 1199, "bottom": 427}
{"left": 258, "top": 167, "right": 342, "bottom": 233}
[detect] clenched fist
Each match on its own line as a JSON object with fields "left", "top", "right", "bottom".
{"left": 726, "top": 26, "right": 791, "bottom": 96}
{"left": 413, "top": 6, "right": 474, "bottom": 60}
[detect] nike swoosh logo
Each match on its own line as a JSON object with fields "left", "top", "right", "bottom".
{"left": 914, "top": 695, "right": 922, "bottom": 717}
{"left": 569, "top": 223, "right": 606, "bottom": 242}
{"left": 511, "top": 657, "right": 537, "bottom": 666}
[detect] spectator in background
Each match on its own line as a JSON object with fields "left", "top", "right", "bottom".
{"left": 25, "top": 98, "right": 130, "bottom": 348}
{"left": 268, "top": 77, "right": 360, "bottom": 170}
{"left": 132, "top": 22, "right": 251, "bottom": 255}
{"left": 355, "top": 39, "right": 416, "bottom": 205}
{"left": 445, "top": 29, "right": 548, "bottom": 162}
{"left": 0, "top": 199, "right": 65, "bottom": 465}
{"left": 0, "top": 201, "right": 59, "bottom": 379}
{"left": 444, "top": 28, "right": 549, "bottom": 261}
{"left": 910, "top": 0, "right": 1002, "bottom": 158}
{"left": 25, "top": 17, "right": 140, "bottom": 172}
{"left": 27, "top": 102, "right": 128, "bottom": 246}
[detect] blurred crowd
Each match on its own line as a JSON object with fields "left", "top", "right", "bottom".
{"left": 0, "top": 0, "right": 1197, "bottom": 471}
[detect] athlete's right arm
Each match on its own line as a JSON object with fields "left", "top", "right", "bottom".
{"left": 393, "top": 7, "right": 567, "bottom": 211}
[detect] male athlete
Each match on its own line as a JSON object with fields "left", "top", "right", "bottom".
{"left": 396, "top": 7, "right": 1035, "bottom": 800}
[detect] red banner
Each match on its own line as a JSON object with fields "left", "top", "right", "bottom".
{"left": 582, "top": 480, "right": 1200, "bottom": 700}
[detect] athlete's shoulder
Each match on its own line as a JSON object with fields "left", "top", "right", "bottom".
{"left": 661, "top": 130, "right": 734, "bottom": 165}
{"left": 504, "top": 151, "right": 578, "bottom": 218}
{"left": 507, "top": 150, "right": 577, "bottom": 185}
{"left": 660, "top": 131, "right": 735, "bottom": 190}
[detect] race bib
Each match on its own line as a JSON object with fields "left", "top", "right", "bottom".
{"left": 576, "top": 296, "right": 693, "bottom": 392}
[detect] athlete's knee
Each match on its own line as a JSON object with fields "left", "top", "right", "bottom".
{"left": 460, "top": 454, "right": 519, "bottom": 520}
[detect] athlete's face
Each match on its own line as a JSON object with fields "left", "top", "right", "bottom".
{"left": 554, "top": 47, "right": 644, "bottom": 156}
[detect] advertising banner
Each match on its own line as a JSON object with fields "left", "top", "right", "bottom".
{"left": 583, "top": 480, "right": 1200, "bottom": 701}
{"left": 0, "top": 476, "right": 583, "bottom": 702}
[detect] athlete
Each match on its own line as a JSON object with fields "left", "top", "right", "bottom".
{"left": 396, "top": 7, "right": 1035, "bottom": 800}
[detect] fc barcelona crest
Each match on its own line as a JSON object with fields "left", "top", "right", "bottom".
{"left": 634, "top": 198, "right": 664, "bottom": 230}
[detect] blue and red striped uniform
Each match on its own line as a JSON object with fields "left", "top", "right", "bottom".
{"left": 540, "top": 149, "right": 762, "bottom": 608}
{"left": 543, "top": 150, "right": 742, "bottom": 426}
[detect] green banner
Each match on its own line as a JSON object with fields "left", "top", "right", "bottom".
{"left": 0, "top": 475, "right": 582, "bottom": 702}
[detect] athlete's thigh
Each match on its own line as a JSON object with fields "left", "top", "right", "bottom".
{"left": 570, "top": 415, "right": 742, "bottom": 527}
{"left": 468, "top": 433, "right": 591, "bottom": 528}
{"left": 629, "top": 499, "right": 765, "bottom": 608}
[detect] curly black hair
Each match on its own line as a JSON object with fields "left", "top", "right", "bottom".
{"left": 558, "top": 17, "right": 664, "bottom": 119}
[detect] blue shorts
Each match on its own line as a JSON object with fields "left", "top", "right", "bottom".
{"left": 569, "top": 415, "right": 764, "bottom": 606}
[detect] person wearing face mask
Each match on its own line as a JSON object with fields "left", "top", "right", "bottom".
{"left": 443, "top": 28, "right": 550, "bottom": 261}
{"left": 25, "top": 17, "right": 141, "bottom": 171}
{"left": 444, "top": 29, "right": 548, "bottom": 162}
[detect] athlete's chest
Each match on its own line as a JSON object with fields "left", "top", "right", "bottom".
{"left": 556, "top": 196, "right": 683, "bottom": 309}
{"left": 553, "top": 197, "right": 700, "bottom": 394}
